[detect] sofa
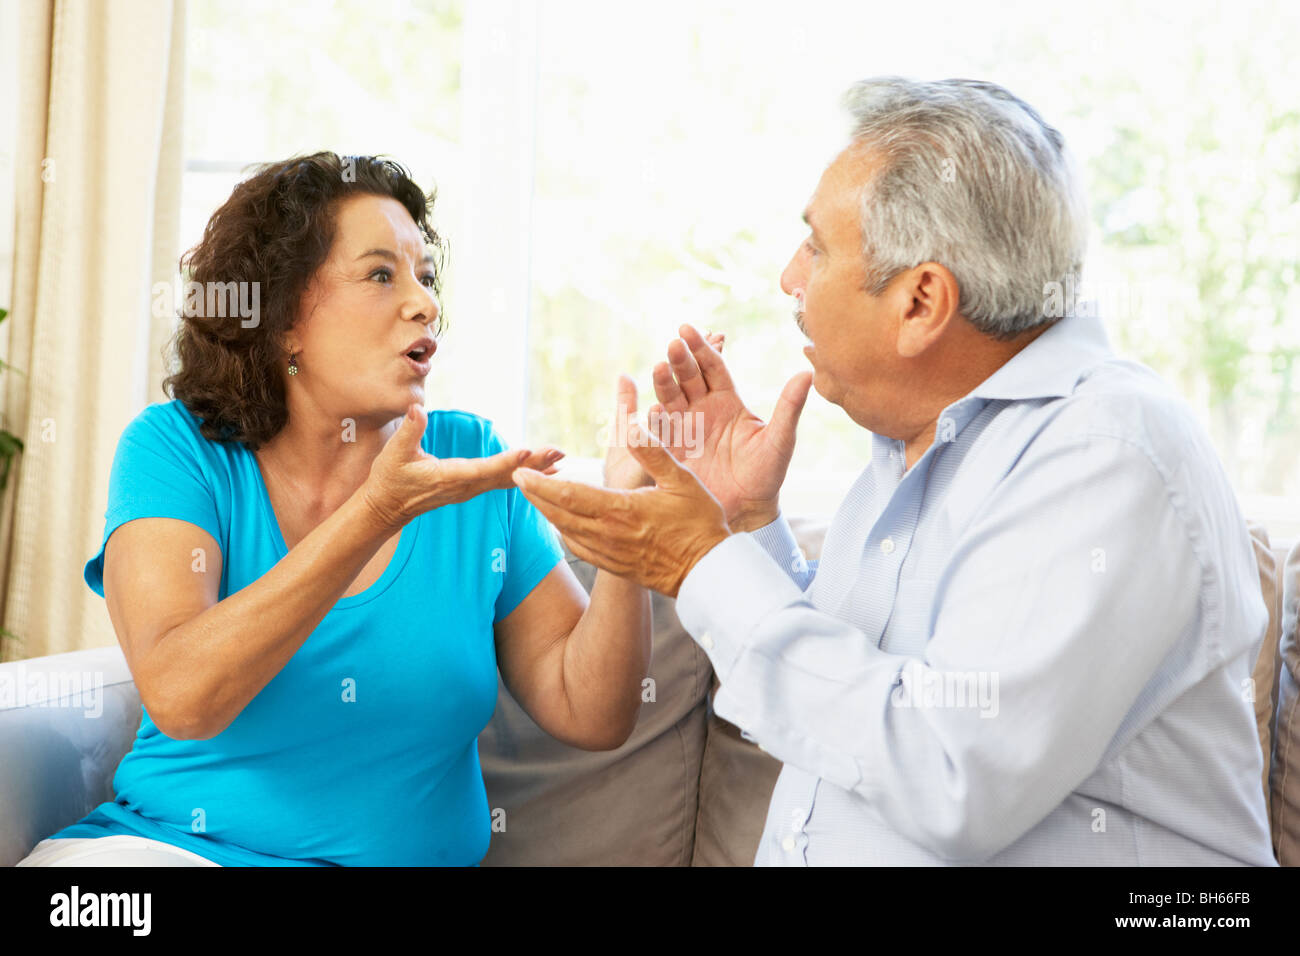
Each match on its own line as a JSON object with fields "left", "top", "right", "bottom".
{"left": 2, "top": 516, "right": 1298, "bottom": 866}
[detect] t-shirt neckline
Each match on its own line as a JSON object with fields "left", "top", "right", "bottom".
{"left": 245, "top": 445, "right": 418, "bottom": 609}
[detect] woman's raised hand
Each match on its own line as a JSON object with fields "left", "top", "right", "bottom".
{"left": 362, "top": 404, "right": 563, "bottom": 530}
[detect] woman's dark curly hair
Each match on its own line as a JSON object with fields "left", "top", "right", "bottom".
{"left": 162, "top": 152, "right": 447, "bottom": 449}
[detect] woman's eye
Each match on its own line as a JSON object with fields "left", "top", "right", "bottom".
{"left": 370, "top": 268, "right": 393, "bottom": 283}
{"left": 420, "top": 274, "right": 437, "bottom": 288}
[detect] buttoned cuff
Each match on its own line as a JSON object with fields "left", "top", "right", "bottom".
{"left": 675, "top": 532, "right": 808, "bottom": 682}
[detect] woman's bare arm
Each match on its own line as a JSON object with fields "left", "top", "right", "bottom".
{"left": 105, "top": 493, "right": 397, "bottom": 740}
{"left": 106, "top": 404, "right": 560, "bottom": 740}
{"left": 492, "top": 563, "right": 650, "bottom": 750}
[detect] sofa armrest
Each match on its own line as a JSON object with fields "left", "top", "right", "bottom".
{"left": 0, "top": 645, "right": 141, "bottom": 866}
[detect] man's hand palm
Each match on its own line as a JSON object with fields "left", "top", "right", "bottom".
{"left": 673, "top": 391, "right": 790, "bottom": 515}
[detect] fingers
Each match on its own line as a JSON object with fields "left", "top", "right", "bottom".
{"left": 519, "top": 447, "right": 565, "bottom": 472}
{"left": 667, "top": 337, "right": 708, "bottom": 404}
{"left": 645, "top": 401, "right": 672, "bottom": 445}
{"left": 653, "top": 360, "right": 688, "bottom": 415}
{"left": 680, "top": 324, "right": 735, "bottom": 393}
{"left": 557, "top": 528, "right": 629, "bottom": 578}
{"left": 450, "top": 446, "right": 534, "bottom": 487}
{"left": 437, "top": 446, "right": 559, "bottom": 491}
{"left": 624, "top": 422, "right": 689, "bottom": 487}
{"left": 613, "top": 374, "right": 638, "bottom": 448}
{"left": 519, "top": 489, "right": 613, "bottom": 541}
{"left": 511, "top": 470, "right": 617, "bottom": 519}
{"left": 615, "top": 373, "right": 637, "bottom": 415}
{"left": 656, "top": 327, "right": 731, "bottom": 413}
{"left": 767, "top": 371, "right": 814, "bottom": 450}
{"left": 394, "top": 403, "right": 428, "bottom": 457}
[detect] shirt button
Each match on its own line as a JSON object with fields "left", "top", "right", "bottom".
{"left": 880, "top": 537, "right": 895, "bottom": 554}
{"left": 699, "top": 632, "right": 714, "bottom": 650}
{"left": 781, "top": 834, "right": 796, "bottom": 852}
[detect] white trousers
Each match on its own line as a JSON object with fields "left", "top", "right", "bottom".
{"left": 16, "top": 835, "right": 222, "bottom": 867}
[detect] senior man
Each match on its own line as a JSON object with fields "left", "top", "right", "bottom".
{"left": 514, "top": 77, "right": 1277, "bottom": 866}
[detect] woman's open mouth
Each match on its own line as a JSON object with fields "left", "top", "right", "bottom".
{"left": 404, "top": 352, "right": 431, "bottom": 376}
{"left": 403, "top": 339, "right": 435, "bottom": 377}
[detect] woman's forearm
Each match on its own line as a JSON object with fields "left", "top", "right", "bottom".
{"left": 140, "top": 489, "right": 398, "bottom": 739}
{"left": 557, "top": 569, "right": 652, "bottom": 748}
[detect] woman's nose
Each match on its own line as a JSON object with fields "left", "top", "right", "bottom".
{"left": 406, "top": 282, "right": 440, "bottom": 327}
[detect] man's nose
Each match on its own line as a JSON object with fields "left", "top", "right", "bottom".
{"left": 780, "top": 251, "right": 803, "bottom": 296}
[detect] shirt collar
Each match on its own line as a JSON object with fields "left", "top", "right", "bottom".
{"left": 966, "top": 311, "right": 1114, "bottom": 402}
{"left": 874, "top": 312, "right": 1116, "bottom": 465}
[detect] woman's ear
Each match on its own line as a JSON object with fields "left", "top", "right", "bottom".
{"left": 275, "top": 324, "right": 301, "bottom": 359}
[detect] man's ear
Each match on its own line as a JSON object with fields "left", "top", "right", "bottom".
{"left": 895, "top": 263, "right": 961, "bottom": 359}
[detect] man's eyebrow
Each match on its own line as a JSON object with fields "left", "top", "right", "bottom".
{"left": 801, "top": 209, "right": 822, "bottom": 239}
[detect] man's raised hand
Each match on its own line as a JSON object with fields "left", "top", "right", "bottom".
{"left": 647, "top": 324, "right": 813, "bottom": 532}
{"left": 512, "top": 421, "right": 731, "bottom": 598}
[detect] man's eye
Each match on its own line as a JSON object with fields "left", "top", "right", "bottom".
{"left": 804, "top": 240, "right": 820, "bottom": 257}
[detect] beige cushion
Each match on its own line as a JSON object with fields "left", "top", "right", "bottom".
{"left": 689, "top": 687, "right": 783, "bottom": 866}
{"left": 476, "top": 552, "right": 712, "bottom": 865}
{"left": 1246, "top": 522, "right": 1282, "bottom": 826}
{"left": 689, "top": 515, "right": 830, "bottom": 865}
{"left": 1273, "top": 539, "right": 1300, "bottom": 864}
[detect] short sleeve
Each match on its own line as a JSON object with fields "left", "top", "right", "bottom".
{"left": 481, "top": 425, "right": 564, "bottom": 622}
{"left": 84, "top": 403, "right": 224, "bottom": 598}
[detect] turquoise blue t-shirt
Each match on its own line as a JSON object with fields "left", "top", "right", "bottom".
{"left": 50, "top": 399, "right": 563, "bottom": 866}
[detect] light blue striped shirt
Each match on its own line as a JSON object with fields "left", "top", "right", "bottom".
{"left": 675, "top": 311, "right": 1277, "bottom": 866}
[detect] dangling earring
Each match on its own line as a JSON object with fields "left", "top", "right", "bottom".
{"left": 288, "top": 353, "right": 299, "bottom": 376}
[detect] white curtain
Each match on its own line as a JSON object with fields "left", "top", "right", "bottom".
{"left": 0, "top": 0, "right": 186, "bottom": 661}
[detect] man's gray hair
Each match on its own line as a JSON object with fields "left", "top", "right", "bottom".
{"left": 841, "top": 77, "right": 1088, "bottom": 339}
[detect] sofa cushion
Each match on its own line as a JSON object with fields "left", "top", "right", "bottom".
{"left": 1246, "top": 522, "right": 1283, "bottom": 825}
{"left": 476, "top": 552, "right": 712, "bottom": 865}
{"left": 689, "top": 515, "right": 829, "bottom": 865}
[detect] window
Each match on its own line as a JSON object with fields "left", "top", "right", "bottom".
{"left": 183, "top": 0, "right": 1300, "bottom": 539}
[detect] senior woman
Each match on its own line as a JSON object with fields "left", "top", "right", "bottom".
{"left": 17, "top": 153, "right": 655, "bottom": 867}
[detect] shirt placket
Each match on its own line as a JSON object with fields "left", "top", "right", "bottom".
{"left": 772, "top": 775, "right": 819, "bottom": 865}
